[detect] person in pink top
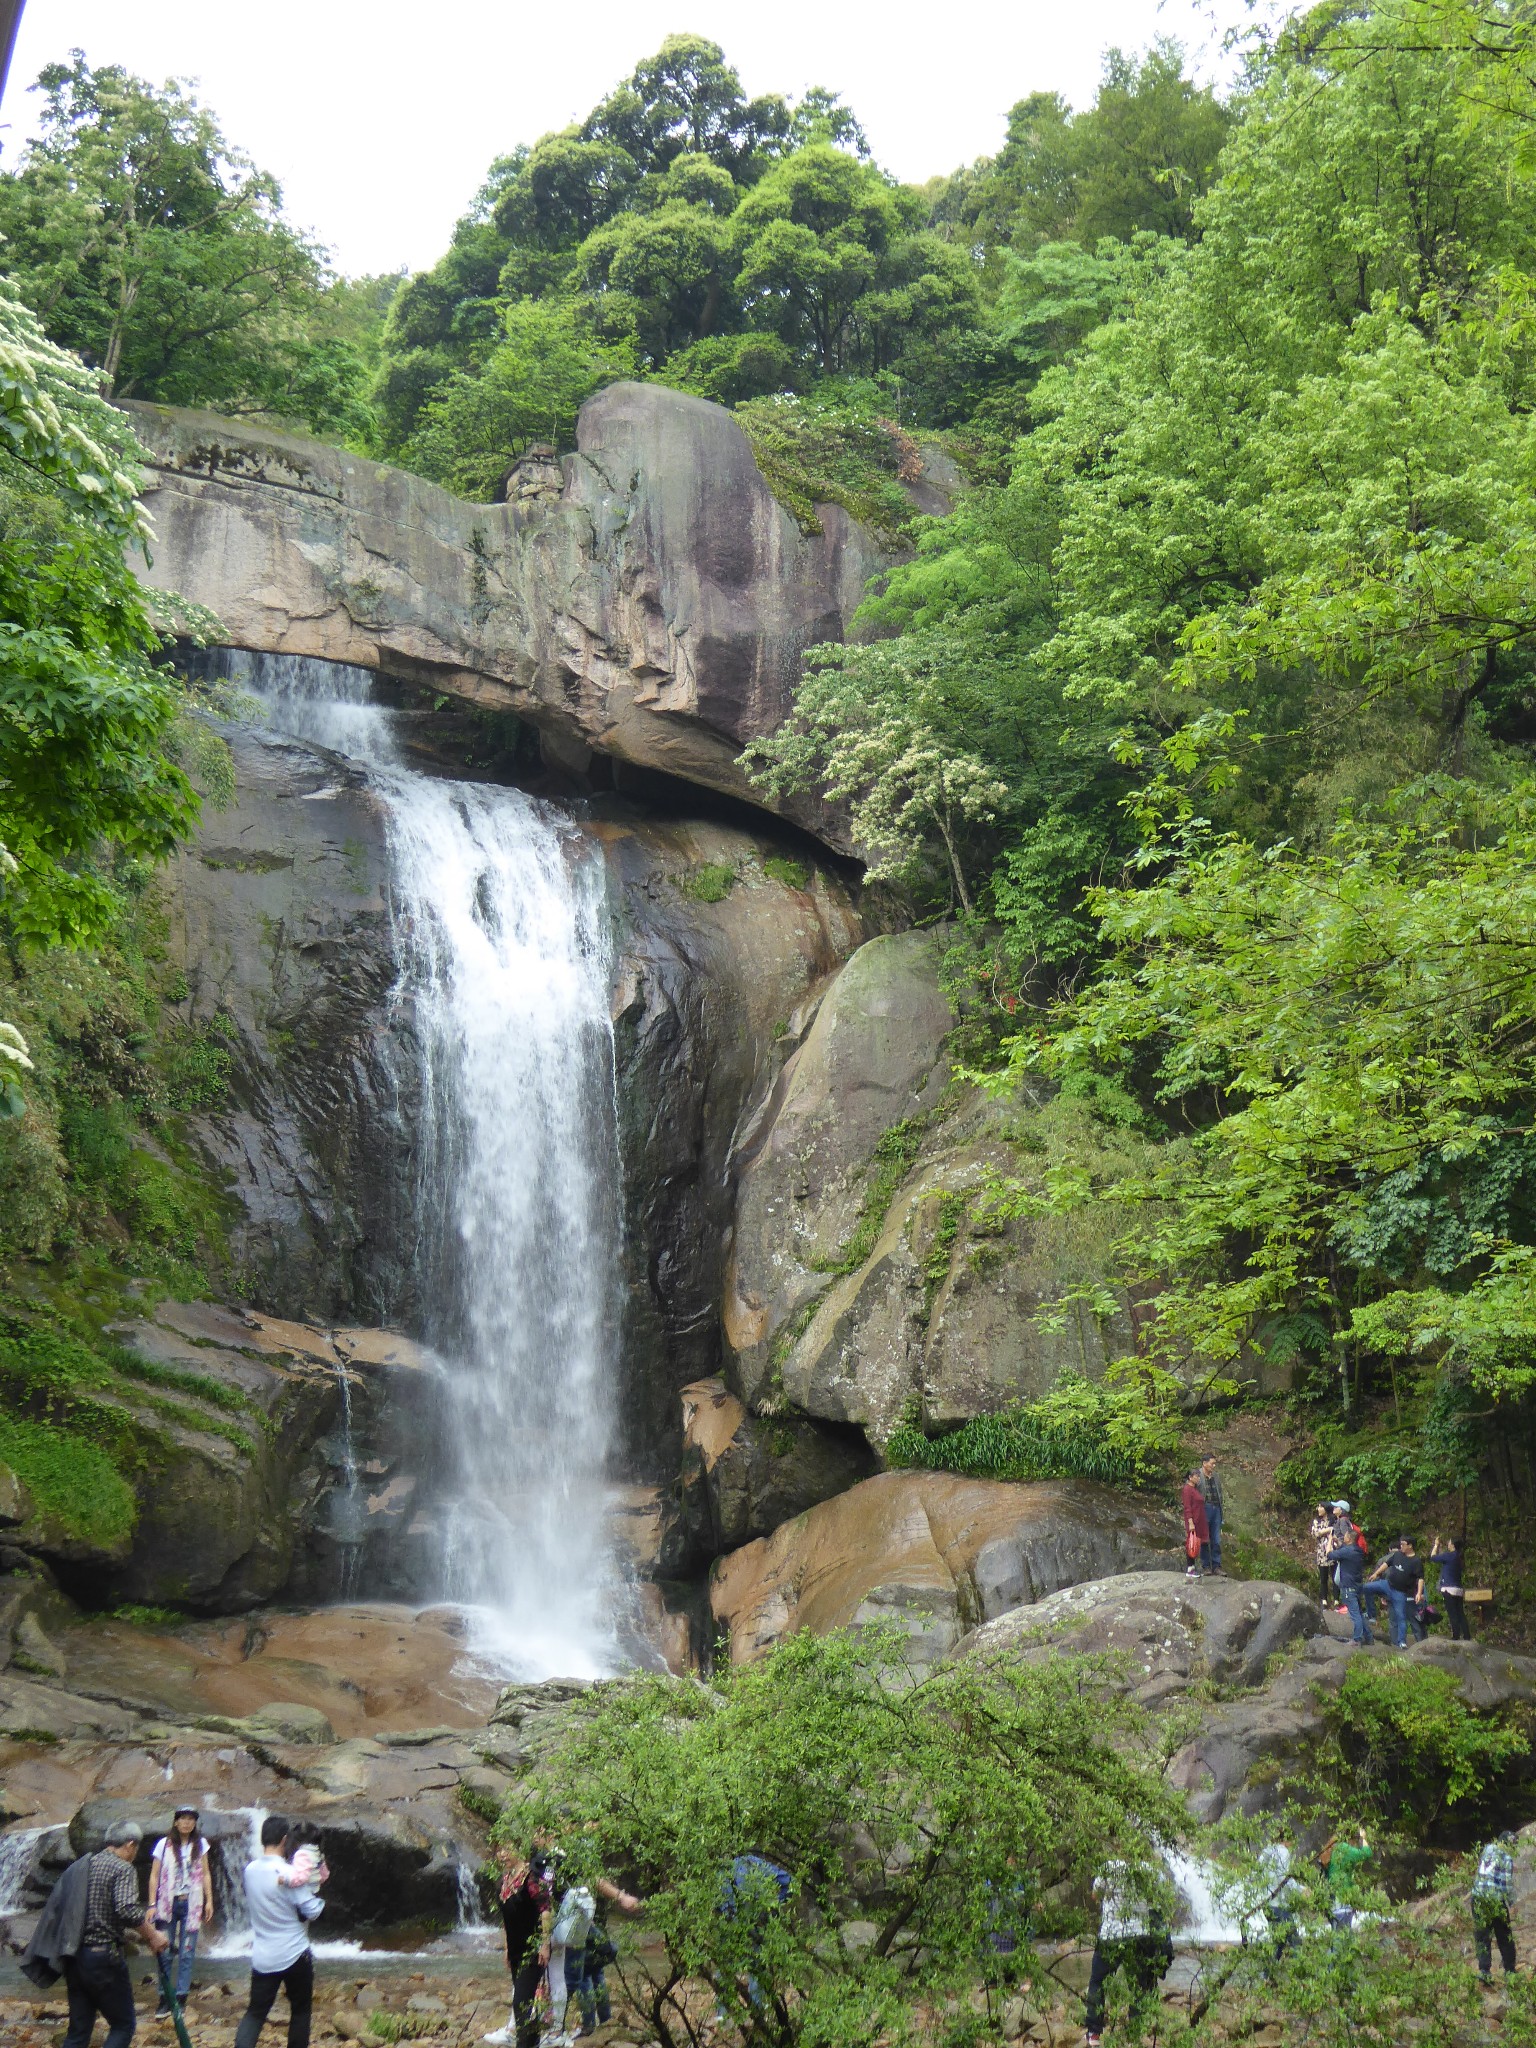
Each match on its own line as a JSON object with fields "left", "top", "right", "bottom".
{"left": 149, "top": 1807, "right": 214, "bottom": 2017}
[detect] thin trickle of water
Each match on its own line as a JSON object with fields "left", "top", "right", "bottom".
{"left": 234, "top": 650, "right": 622, "bottom": 1679}
{"left": 217, "top": 649, "right": 398, "bottom": 765}
{"left": 204, "top": 1808, "right": 266, "bottom": 1957}
{"left": 331, "top": 1362, "right": 365, "bottom": 1602}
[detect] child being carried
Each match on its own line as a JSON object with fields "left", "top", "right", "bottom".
{"left": 277, "top": 1825, "right": 331, "bottom": 1893}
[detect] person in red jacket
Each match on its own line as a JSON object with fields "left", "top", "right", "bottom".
{"left": 1180, "top": 1466, "right": 1211, "bottom": 1577}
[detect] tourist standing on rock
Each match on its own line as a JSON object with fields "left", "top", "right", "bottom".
{"left": 1181, "top": 1467, "right": 1211, "bottom": 1577}
{"left": 1082, "top": 1856, "right": 1174, "bottom": 2047}
{"left": 233, "top": 1814, "right": 325, "bottom": 2048}
{"left": 1430, "top": 1533, "right": 1471, "bottom": 1640}
{"left": 22, "top": 1819, "right": 170, "bottom": 2048}
{"left": 1199, "top": 1456, "right": 1225, "bottom": 1574}
{"left": 485, "top": 1839, "right": 556, "bottom": 2048}
{"left": 1382, "top": 1536, "right": 1427, "bottom": 1648}
{"left": 1311, "top": 1504, "right": 1337, "bottom": 1610}
{"left": 1328, "top": 1504, "right": 1374, "bottom": 1644}
{"left": 1470, "top": 1830, "right": 1518, "bottom": 1982}
{"left": 150, "top": 1806, "right": 214, "bottom": 2020}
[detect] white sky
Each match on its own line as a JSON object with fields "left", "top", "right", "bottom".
{"left": 0, "top": 1, "right": 1255, "bottom": 279}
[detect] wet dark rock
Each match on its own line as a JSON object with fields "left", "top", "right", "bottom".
{"left": 675, "top": 1376, "right": 876, "bottom": 1563}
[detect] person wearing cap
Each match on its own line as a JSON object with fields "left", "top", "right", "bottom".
{"left": 1328, "top": 1502, "right": 1374, "bottom": 1645}
{"left": 150, "top": 1807, "right": 215, "bottom": 2017}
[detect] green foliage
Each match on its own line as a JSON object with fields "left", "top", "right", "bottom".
{"left": 930, "top": 42, "right": 1231, "bottom": 270}
{"left": 363, "top": 2017, "right": 445, "bottom": 2044}
{"left": 401, "top": 296, "right": 636, "bottom": 495}
{"left": 920, "top": 1189, "right": 968, "bottom": 1323}
{"left": 1010, "top": 782, "right": 1536, "bottom": 1416}
{"left": 731, "top": 383, "right": 922, "bottom": 542}
{"left": 0, "top": 273, "right": 196, "bottom": 950}
{"left": 759, "top": 855, "right": 809, "bottom": 890}
{"left": 886, "top": 1366, "right": 1183, "bottom": 1487}
{"left": 505, "top": 1627, "right": 1188, "bottom": 2048}
{"left": 0, "top": 54, "right": 374, "bottom": 435}
{"left": 0, "top": 1412, "right": 135, "bottom": 1548}
{"left": 677, "top": 860, "right": 737, "bottom": 903}
{"left": 1327, "top": 1658, "right": 1531, "bottom": 1831}
{"left": 109, "top": 1603, "right": 183, "bottom": 1628}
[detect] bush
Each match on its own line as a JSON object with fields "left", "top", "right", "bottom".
{"left": 733, "top": 384, "right": 921, "bottom": 543}
{"left": 761, "top": 856, "right": 810, "bottom": 890}
{"left": 1327, "top": 1658, "right": 1531, "bottom": 1833}
{"left": 504, "top": 1627, "right": 1188, "bottom": 2048}
{"left": 885, "top": 1368, "right": 1183, "bottom": 1488}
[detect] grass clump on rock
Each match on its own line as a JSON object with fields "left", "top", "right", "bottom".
{"left": 678, "top": 862, "right": 738, "bottom": 904}
{"left": 885, "top": 1368, "right": 1182, "bottom": 1489}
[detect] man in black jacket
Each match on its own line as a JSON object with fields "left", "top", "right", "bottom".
{"left": 22, "top": 1821, "right": 167, "bottom": 2048}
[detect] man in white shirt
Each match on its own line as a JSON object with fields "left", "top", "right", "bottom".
{"left": 1083, "top": 1856, "right": 1174, "bottom": 2046}
{"left": 234, "top": 1815, "right": 325, "bottom": 2048}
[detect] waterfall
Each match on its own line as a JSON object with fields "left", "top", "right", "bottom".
{"left": 233, "top": 651, "right": 622, "bottom": 1678}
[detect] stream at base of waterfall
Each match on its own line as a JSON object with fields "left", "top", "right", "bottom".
{"left": 230, "top": 652, "right": 623, "bottom": 1682}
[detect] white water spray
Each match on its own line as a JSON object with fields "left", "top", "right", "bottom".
{"left": 236, "top": 652, "right": 622, "bottom": 1678}
{"left": 0, "top": 1826, "right": 46, "bottom": 1914}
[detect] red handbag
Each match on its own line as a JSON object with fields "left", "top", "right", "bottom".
{"left": 1185, "top": 1528, "right": 1201, "bottom": 1561}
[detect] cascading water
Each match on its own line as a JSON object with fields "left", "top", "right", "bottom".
{"left": 229, "top": 651, "right": 622, "bottom": 1679}
{"left": 0, "top": 1826, "right": 46, "bottom": 1914}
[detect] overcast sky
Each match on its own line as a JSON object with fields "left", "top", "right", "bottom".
{"left": 0, "top": 1, "right": 1255, "bottom": 279}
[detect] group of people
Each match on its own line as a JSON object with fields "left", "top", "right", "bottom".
{"left": 22, "top": 1807, "right": 331, "bottom": 2048}
{"left": 1308, "top": 1502, "right": 1471, "bottom": 1647}
{"left": 1179, "top": 1455, "right": 1226, "bottom": 1576}
{"left": 486, "top": 1836, "right": 641, "bottom": 2048}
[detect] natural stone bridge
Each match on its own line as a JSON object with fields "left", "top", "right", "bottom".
{"left": 126, "top": 381, "right": 912, "bottom": 840}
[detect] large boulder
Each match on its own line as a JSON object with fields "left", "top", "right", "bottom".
{"left": 959, "top": 1571, "right": 1326, "bottom": 1701}
{"left": 725, "top": 931, "right": 956, "bottom": 1421}
{"left": 125, "top": 384, "right": 948, "bottom": 841}
{"left": 597, "top": 817, "right": 863, "bottom": 1465}
{"left": 708, "top": 1470, "right": 1175, "bottom": 1667}
{"left": 725, "top": 932, "right": 1136, "bottom": 1449}
{"left": 1166, "top": 1635, "right": 1536, "bottom": 1824}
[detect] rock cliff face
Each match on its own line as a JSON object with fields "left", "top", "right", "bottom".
{"left": 723, "top": 929, "right": 1135, "bottom": 1453}
{"left": 126, "top": 383, "right": 900, "bottom": 843}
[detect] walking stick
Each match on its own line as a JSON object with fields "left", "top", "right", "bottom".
{"left": 156, "top": 1952, "right": 196, "bottom": 2048}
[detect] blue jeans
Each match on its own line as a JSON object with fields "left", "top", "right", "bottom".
{"left": 1342, "top": 1583, "right": 1374, "bottom": 1643}
{"left": 157, "top": 1896, "right": 199, "bottom": 2002}
{"left": 1384, "top": 1586, "right": 1426, "bottom": 1647}
{"left": 1206, "top": 1506, "right": 1222, "bottom": 1570}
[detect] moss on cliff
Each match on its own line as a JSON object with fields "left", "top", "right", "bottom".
{"left": 0, "top": 1414, "right": 137, "bottom": 1550}
{"left": 0, "top": 881, "right": 236, "bottom": 1288}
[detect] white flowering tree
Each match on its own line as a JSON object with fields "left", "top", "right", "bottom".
{"left": 744, "top": 637, "right": 1009, "bottom": 913}
{"left": 0, "top": 272, "right": 199, "bottom": 1110}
